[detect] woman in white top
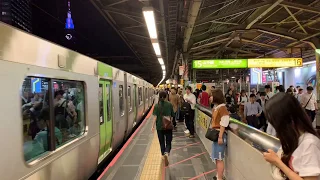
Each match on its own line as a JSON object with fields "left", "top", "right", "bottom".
{"left": 263, "top": 93, "right": 320, "bottom": 180}
{"left": 238, "top": 90, "right": 248, "bottom": 122}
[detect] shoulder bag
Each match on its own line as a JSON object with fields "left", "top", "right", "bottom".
{"left": 205, "top": 108, "right": 219, "bottom": 142}
{"left": 159, "top": 102, "right": 173, "bottom": 130}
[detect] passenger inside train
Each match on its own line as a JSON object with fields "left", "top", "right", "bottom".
{"left": 22, "top": 77, "right": 85, "bottom": 162}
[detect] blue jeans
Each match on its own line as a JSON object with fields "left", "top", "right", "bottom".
{"left": 212, "top": 133, "right": 227, "bottom": 161}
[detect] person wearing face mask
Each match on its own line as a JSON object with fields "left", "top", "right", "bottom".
{"left": 183, "top": 86, "right": 197, "bottom": 138}
{"left": 152, "top": 91, "right": 175, "bottom": 166}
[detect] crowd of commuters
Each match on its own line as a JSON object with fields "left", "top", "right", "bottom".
{"left": 153, "top": 83, "right": 320, "bottom": 180}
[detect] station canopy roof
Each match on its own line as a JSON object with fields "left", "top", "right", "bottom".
{"left": 91, "top": 0, "right": 320, "bottom": 84}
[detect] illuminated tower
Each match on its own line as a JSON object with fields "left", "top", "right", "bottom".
{"left": 64, "top": 0, "right": 76, "bottom": 50}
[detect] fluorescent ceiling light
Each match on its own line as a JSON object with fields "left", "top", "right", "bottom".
{"left": 303, "top": 60, "right": 316, "bottom": 65}
{"left": 231, "top": 77, "right": 235, "bottom": 79}
{"left": 142, "top": 10, "right": 157, "bottom": 39}
{"left": 161, "top": 65, "right": 165, "bottom": 70}
{"left": 163, "top": 71, "right": 166, "bottom": 74}
{"left": 152, "top": 43, "right": 161, "bottom": 55}
{"left": 158, "top": 58, "right": 164, "bottom": 64}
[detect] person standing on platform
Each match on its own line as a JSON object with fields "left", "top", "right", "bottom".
{"left": 238, "top": 90, "right": 248, "bottom": 122}
{"left": 210, "top": 86, "right": 216, "bottom": 109}
{"left": 198, "top": 85, "right": 210, "bottom": 107}
{"left": 152, "top": 91, "right": 175, "bottom": 166}
{"left": 265, "top": 85, "right": 274, "bottom": 100}
{"left": 301, "top": 86, "right": 318, "bottom": 123}
{"left": 244, "top": 94, "right": 262, "bottom": 129}
{"left": 169, "top": 87, "right": 179, "bottom": 130}
{"left": 183, "top": 86, "right": 196, "bottom": 138}
{"left": 257, "top": 92, "right": 267, "bottom": 132}
{"left": 263, "top": 93, "right": 320, "bottom": 180}
{"left": 210, "top": 89, "right": 230, "bottom": 180}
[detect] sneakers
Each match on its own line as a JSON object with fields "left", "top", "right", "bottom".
{"left": 163, "top": 153, "right": 169, "bottom": 166}
{"left": 184, "top": 129, "right": 190, "bottom": 134}
{"left": 189, "top": 135, "right": 195, "bottom": 138}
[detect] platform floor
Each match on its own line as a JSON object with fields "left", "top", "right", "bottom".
{"left": 165, "top": 121, "right": 216, "bottom": 180}
{"left": 98, "top": 115, "right": 216, "bottom": 180}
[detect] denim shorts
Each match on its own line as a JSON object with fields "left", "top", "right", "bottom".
{"left": 211, "top": 133, "right": 227, "bottom": 161}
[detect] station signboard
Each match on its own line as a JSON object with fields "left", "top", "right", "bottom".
{"left": 248, "top": 58, "right": 302, "bottom": 68}
{"left": 192, "top": 59, "right": 248, "bottom": 69}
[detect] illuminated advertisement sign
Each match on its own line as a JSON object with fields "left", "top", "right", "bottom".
{"left": 192, "top": 59, "right": 248, "bottom": 69}
{"left": 248, "top": 58, "right": 302, "bottom": 68}
{"left": 250, "top": 68, "right": 262, "bottom": 84}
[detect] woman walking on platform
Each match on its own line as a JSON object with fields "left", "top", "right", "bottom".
{"left": 152, "top": 91, "right": 175, "bottom": 166}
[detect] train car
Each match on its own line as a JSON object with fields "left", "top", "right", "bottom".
{"left": 0, "top": 22, "right": 154, "bottom": 180}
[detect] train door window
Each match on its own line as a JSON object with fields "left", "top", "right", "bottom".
{"left": 106, "top": 83, "right": 111, "bottom": 121}
{"left": 128, "top": 86, "right": 132, "bottom": 112}
{"left": 53, "top": 80, "right": 85, "bottom": 147}
{"left": 145, "top": 88, "right": 148, "bottom": 100}
{"left": 119, "top": 85, "right": 124, "bottom": 116}
{"left": 99, "top": 84, "right": 104, "bottom": 124}
{"left": 22, "top": 77, "right": 50, "bottom": 162}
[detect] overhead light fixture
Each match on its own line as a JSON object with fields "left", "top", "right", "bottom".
{"left": 142, "top": 9, "right": 157, "bottom": 39}
{"left": 161, "top": 65, "right": 165, "bottom": 70}
{"left": 158, "top": 58, "right": 164, "bottom": 65}
{"left": 231, "top": 76, "right": 235, "bottom": 79}
{"left": 152, "top": 43, "right": 161, "bottom": 55}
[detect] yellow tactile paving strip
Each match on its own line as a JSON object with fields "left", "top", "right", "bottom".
{"left": 140, "top": 131, "right": 164, "bottom": 180}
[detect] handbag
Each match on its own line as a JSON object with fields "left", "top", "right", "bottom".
{"left": 205, "top": 113, "right": 219, "bottom": 142}
{"left": 159, "top": 102, "right": 173, "bottom": 130}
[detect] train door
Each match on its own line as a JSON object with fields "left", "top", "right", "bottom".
{"left": 133, "top": 84, "right": 137, "bottom": 127}
{"left": 98, "top": 80, "right": 113, "bottom": 164}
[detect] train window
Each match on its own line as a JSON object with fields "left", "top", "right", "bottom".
{"left": 99, "top": 84, "right": 104, "bottom": 124}
{"left": 21, "top": 76, "right": 85, "bottom": 162}
{"left": 106, "top": 84, "right": 111, "bottom": 122}
{"left": 22, "top": 77, "right": 50, "bottom": 161}
{"left": 53, "top": 80, "right": 85, "bottom": 147}
{"left": 128, "top": 86, "right": 132, "bottom": 112}
{"left": 119, "top": 85, "right": 124, "bottom": 116}
{"left": 138, "top": 87, "right": 142, "bottom": 105}
{"left": 145, "top": 88, "right": 148, "bottom": 100}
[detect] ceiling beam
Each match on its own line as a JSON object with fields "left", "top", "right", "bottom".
{"left": 225, "top": 47, "right": 261, "bottom": 56}
{"left": 280, "top": 1, "right": 320, "bottom": 14}
{"left": 190, "top": 38, "right": 230, "bottom": 50}
{"left": 272, "top": 0, "right": 320, "bottom": 28}
{"left": 241, "top": 38, "right": 278, "bottom": 49}
{"left": 283, "top": 5, "right": 308, "bottom": 34}
{"left": 107, "top": 0, "right": 128, "bottom": 7}
{"left": 246, "top": 0, "right": 284, "bottom": 29}
{"left": 183, "top": 0, "right": 202, "bottom": 52}
{"left": 195, "top": 1, "right": 271, "bottom": 27}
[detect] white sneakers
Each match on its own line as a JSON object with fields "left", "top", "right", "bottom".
{"left": 184, "top": 129, "right": 190, "bottom": 134}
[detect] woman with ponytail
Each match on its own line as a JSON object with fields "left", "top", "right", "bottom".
{"left": 152, "top": 91, "right": 175, "bottom": 166}
{"left": 263, "top": 93, "right": 320, "bottom": 180}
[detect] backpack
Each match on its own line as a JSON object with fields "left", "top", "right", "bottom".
{"left": 181, "top": 98, "right": 191, "bottom": 114}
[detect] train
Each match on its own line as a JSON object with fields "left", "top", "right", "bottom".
{"left": 0, "top": 22, "right": 154, "bottom": 180}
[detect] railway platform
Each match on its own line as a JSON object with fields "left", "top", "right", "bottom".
{"left": 98, "top": 107, "right": 216, "bottom": 180}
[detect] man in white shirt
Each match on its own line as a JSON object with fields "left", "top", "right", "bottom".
{"left": 183, "top": 86, "right": 196, "bottom": 138}
{"left": 301, "top": 86, "right": 318, "bottom": 122}
{"left": 264, "top": 85, "right": 274, "bottom": 100}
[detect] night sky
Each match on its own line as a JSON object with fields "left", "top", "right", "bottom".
{"left": 31, "top": 0, "right": 134, "bottom": 57}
